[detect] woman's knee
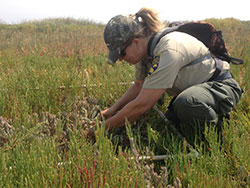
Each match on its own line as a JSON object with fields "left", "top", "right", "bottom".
{"left": 172, "top": 92, "right": 218, "bottom": 125}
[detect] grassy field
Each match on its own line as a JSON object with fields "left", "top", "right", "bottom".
{"left": 0, "top": 18, "right": 249, "bottom": 187}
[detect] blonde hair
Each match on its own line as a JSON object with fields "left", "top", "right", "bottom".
{"left": 132, "top": 7, "right": 164, "bottom": 37}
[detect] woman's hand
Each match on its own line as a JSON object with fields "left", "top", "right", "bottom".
{"left": 101, "top": 108, "right": 116, "bottom": 120}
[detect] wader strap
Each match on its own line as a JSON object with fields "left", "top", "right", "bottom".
{"left": 147, "top": 26, "right": 179, "bottom": 59}
{"left": 208, "top": 58, "right": 232, "bottom": 81}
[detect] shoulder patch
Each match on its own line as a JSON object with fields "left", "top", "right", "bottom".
{"left": 148, "top": 55, "right": 160, "bottom": 76}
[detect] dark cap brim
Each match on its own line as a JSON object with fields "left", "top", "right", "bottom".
{"left": 108, "top": 49, "right": 120, "bottom": 64}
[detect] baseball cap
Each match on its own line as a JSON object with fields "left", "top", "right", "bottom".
{"left": 104, "top": 15, "right": 137, "bottom": 64}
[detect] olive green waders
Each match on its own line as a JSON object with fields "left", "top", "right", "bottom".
{"left": 166, "top": 78, "right": 242, "bottom": 140}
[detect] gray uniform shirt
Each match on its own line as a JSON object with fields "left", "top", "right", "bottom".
{"left": 135, "top": 31, "right": 230, "bottom": 96}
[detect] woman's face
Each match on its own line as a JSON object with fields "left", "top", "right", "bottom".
{"left": 119, "top": 38, "right": 147, "bottom": 65}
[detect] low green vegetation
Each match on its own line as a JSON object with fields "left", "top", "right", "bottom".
{"left": 0, "top": 18, "right": 249, "bottom": 187}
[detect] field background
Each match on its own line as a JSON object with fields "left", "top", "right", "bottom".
{"left": 0, "top": 18, "right": 249, "bottom": 187}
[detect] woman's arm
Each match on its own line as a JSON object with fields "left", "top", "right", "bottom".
{"left": 102, "top": 80, "right": 144, "bottom": 119}
{"left": 104, "top": 87, "right": 166, "bottom": 130}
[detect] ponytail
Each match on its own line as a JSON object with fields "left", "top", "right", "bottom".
{"left": 133, "top": 7, "right": 164, "bottom": 37}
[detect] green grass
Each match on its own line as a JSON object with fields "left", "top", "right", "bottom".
{"left": 0, "top": 18, "right": 249, "bottom": 187}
